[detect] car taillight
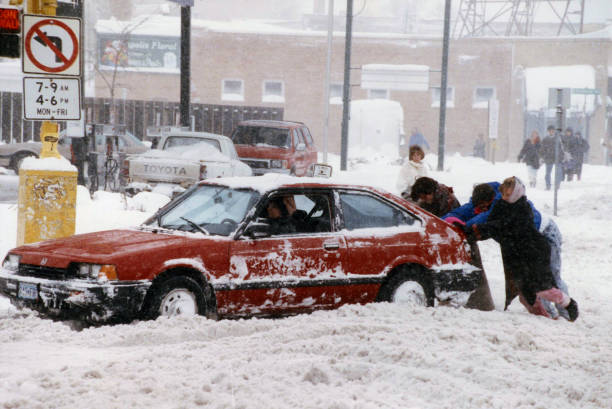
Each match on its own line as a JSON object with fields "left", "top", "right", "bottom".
{"left": 200, "top": 164, "right": 207, "bottom": 180}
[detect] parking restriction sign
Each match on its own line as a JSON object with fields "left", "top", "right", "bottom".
{"left": 22, "top": 14, "right": 81, "bottom": 76}
{"left": 23, "top": 77, "right": 81, "bottom": 120}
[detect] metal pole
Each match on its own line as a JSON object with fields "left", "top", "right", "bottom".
{"left": 340, "top": 0, "right": 353, "bottom": 171}
{"left": 437, "top": 0, "right": 451, "bottom": 171}
{"left": 553, "top": 88, "right": 564, "bottom": 216}
{"left": 322, "top": 0, "right": 334, "bottom": 164}
{"left": 180, "top": 5, "right": 191, "bottom": 128}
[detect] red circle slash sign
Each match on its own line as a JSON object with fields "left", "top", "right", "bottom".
{"left": 24, "top": 19, "right": 78, "bottom": 73}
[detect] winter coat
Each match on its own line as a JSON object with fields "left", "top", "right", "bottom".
{"left": 518, "top": 140, "right": 541, "bottom": 169}
{"left": 442, "top": 182, "right": 542, "bottom": 229}
{"left": 418, "top": 184, "right": 460, "bottom": 218}
{"left": 571, "top": 137, "right": 590, "bottom": 164}
{"left": 540, "top": 135, "right": 557, "bottom": 165}
{"left": 396, "top": 160, "right": 428, "bottom": 196}
{"left": 471, "top": 196, "right": 555, "bottom": 306}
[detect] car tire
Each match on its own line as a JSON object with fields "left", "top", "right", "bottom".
{"left": 377, "top": 266, "right": 435, "bottom": 307}
{"left": 10, "top": 152, "right": 36, "bottom": 173}
{"left": 143, "top": 276, "right": 207, "bottom": 319}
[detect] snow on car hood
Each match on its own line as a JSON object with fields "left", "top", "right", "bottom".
{"left": 133, "top": 142, "right": 230, "bottom": 163}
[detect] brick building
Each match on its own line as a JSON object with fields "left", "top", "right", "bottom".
{"left": 93, "top": 15, "right": 611, "bottom": 164}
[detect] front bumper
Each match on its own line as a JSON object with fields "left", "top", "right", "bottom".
{"left": 251, "top": 168, "right": 291, "bottom": 176}
{"left": 0, "top": 268, "right": 151, "bottom": 323}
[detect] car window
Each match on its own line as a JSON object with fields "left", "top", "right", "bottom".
{"left": 301, "top": 127, "right": 314, "bottom": 146}
{"left": 339, "top": 192, "right": 417, "bottom": 230}
{"left": 231, "top": 126, "right": 290, "bottom": 148}
{"left": 257, "top": 192, "right": 332, "bottom": 235}
{"left": 163, "top": 136, "right": 221, "bottom": 152}
{"left": 156, "top": 185, "right": 260, "bottom": 236}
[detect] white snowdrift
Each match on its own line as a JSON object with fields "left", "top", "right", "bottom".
{"left": 0, "top": 152, "right": 611, "bottom": 409}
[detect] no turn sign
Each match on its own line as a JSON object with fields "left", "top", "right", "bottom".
{"left": 22, "top": 14, "right": 81, "bottom": 76}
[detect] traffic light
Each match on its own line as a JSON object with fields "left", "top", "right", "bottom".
{"left": 0, "top": 6, "right": 21, "bottom": 58}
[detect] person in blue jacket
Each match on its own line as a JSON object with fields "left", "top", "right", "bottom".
{"left": 443, "top": 181, "right": 571, "bottom": 320}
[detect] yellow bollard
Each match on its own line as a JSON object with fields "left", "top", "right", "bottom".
{"left": 16, "top": 121, "right": 77, "bottom": 245}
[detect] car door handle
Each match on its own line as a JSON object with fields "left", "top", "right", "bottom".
{"left": 323, "top": 242, "right": 340, "bottom": 250}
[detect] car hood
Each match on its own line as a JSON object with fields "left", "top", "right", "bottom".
{"left": 14, "top": 229, "right": 189, "bottom": 268}
{"left": 234, "top": 144, "right": 291, "bottom": 159}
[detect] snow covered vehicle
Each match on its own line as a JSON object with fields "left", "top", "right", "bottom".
{"left": 231, "top": 120, "right": 318, "bottom": 176}
{"left": 125, "top": 131, "right": 252, "bottom": 195}
{"left": 0, "top": 174, "right": 492, "bottom": 324}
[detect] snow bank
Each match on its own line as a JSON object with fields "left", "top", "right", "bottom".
{"left": 1, "top": 155, "right": 612, "bottom": 408}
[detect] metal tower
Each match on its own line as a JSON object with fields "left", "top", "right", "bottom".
{"left": 452, "top": 0, "right": 586, "bottom": 38}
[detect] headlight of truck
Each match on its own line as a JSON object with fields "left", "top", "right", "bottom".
{"left": 270, "top": 159, "right": 288, "bottom": 169}
{"left": 76, "top": 263, "right": 118, "bottom": 281}
{"left": 2, "top": 254, "right": 21, "bottom": 273}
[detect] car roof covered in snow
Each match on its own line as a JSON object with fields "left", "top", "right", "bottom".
{"left": 197, "top": 173, "right": 392, "bottom": 196}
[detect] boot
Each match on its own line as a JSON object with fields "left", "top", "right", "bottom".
{"left": 566, "top": 299, "right": 579, "bottom": 322}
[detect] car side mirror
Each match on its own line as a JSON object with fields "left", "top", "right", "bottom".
{"left": 296, "top": 142, "right": 306, "bottom": 151}
{"left": 244, "top": 219, "right": 271, "bottom": 238}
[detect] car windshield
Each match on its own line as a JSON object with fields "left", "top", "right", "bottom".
{"left": 231, "top": 126, "right": 290, "bottom": 148}
{"left": 163, "top": 136, "right": 221, "bottom": 152}
{"left": 150, "top": 185, "right": 260, "bottom": 236}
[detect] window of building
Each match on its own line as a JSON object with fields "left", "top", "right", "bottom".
{"left": 330, "top": 83, "right": 343, "bottom": 104}
{"left": 367, "top": 89, "right": 389, "bottom": 99}
{"left": 222, "top": 79, "right": 244, "bottom": 101}
{"left": 473, "top": 87, "right": 496, "bottom": 108}
{"left": 262, "top": 80, "right": 284, "bottom": 103}
{"left": 431, "top": 86, "right": 455, "bottom": 108}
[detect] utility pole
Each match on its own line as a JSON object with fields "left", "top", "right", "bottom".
{"left": 179, "top": 4, "right": 191, "bottom": 128}
{"left": 437, "top": 0, "right": 451, "bottom": 171}
{"left": 340, "top": 0, "right": 353, "bottom": 171}
{"left": 553, "top": 88, "right": 565, "bottom": 216}
{"left": 322, "top": 0, "right": 334, "bottom": 164}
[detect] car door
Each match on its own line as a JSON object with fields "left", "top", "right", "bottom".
{"left": 292, "top": 128, "right": 307, "bottom": 175}
{"left": 301, "top": 126, "right": 318, "bottom": 167}
{"left": 227, "top": 189, "right": 347, "bottom": 316}
{"left": 335, "top": 190, "right": 424, "bottom": 303}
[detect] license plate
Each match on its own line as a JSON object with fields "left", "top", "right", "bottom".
{"left": 18, "top": 282, "right": 38, "bottom": 300}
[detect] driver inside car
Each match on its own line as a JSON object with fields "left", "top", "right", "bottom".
{"left": 265, "top": 196, "right": 308, "bottom": 235}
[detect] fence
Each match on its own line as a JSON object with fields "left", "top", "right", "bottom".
{"left": 0, "top": 91, "right": 283, "bottom": 143}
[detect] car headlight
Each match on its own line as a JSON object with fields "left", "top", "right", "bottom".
{"left": 76, "top": 263, "right": 118, "bottom": 281}
{"left": 2, "top": 254, "right": 21, "bottom": 273}
{"left": 270, "top": 159, "right": 288, "bottom": 169}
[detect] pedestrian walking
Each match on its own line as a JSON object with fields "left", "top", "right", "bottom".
{"left": 518, "top": 130, "right": 541, "bottom": 188}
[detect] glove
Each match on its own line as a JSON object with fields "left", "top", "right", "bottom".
{"left": 461, "top": 224, "right": 478, "bottom": 242}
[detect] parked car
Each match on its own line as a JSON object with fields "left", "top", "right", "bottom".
{"left": 0, "top": 174, "right": 489, "bottom": 324}
{"left": 0, "top": 138, "right": 73, "bottom": 173}
{"left": 231, "top": 120, "right": 318, "bottom": 176}
{"left": 0, "top": 130, "right": 148, "bottom": 174}
{"left": 125, "top": 131, "right": 252, "bottom": 195}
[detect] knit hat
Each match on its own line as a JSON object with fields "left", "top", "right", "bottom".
{"left": 506, "top": 177, "right": 526, "bottom": 203}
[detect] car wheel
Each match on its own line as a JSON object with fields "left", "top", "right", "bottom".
{"left": 10, "top": 152, "right": 36, "bottom": 173}
{"left": 145, "top": 276, "right": 207, "bottom": 319}
{"left": 377, "top": 266, "right": 434, "bottom": 307}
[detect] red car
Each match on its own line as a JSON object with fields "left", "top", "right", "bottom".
{"left": 231, "top": 120, "right": 318, "bottom": 176}
{"left": 0, "top": 175, "right": 489, "bottom": 324}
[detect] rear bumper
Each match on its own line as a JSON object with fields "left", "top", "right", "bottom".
{"left": 430, "top": 265, "right": 485, "bottom": 308}
{"left": 0, "top": 268, "right": 151, "bottom": 323}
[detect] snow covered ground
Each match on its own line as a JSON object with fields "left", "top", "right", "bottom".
{"left": 1, "top": 153, "right": 611, "bottom": 409}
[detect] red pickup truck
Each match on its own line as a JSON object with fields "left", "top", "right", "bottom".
{"left": 230, "top": 120, "right": 318, "bottom": 176}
